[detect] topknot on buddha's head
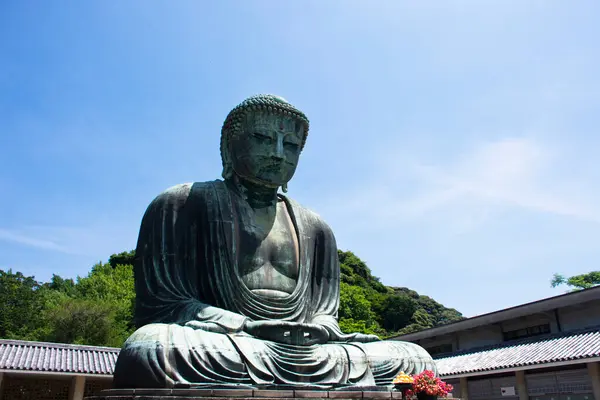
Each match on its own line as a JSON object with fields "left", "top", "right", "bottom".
{"left": 220, "top": 95, "right": 310, "bottom": 177}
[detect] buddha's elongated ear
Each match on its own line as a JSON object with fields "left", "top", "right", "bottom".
{"left": 220, "top": 122, "right": 235, "bottom": 179}
{"left": 282, "top": 183, "right": 288, "bottom": 193}
{"left": 222, "top": 162, "right": 233, "bottom": 180}
{"left": 221, "top": 146, "right": 233, "bottom": 179}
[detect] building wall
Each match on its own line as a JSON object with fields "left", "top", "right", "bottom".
{"left": 455, "top": 367, "right": 597, "bottom": 400}
{"left": 1, "top": 374, "right": 72, "bottom": 400}
{"left": 525, "top": 367, "right": 594, "bottom": 398}
{"left": 456, "top": 324, "right": 503, "bottom": 350}
{"left": 445, "top": 378, "right": 461, "bottom": 398}
{"left": 417, "top": 333, "right": 456, "bottom": 354}
{"left": 84, "top": 379, "right": 112, "bottom": 398}
{"left": 0, "top": 373, "right": 112, "bottom": 400}
{"left": 558, "top": 299, "right": 600, "bottom": 332}
{"left": 417, "top": 323, "right": 511, "bottom": 354}
{"left": 417, "top": 301, "right": 600, "bottom": 355}
{"left": 499, "top": 313, "right": 558, "bottom": 334}
{"left": 467, "top": 374, "right": 519, "bottom": 400}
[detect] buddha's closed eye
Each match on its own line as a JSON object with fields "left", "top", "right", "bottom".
{"left": 253, "top": 132, "right": 273, "bottom": 140}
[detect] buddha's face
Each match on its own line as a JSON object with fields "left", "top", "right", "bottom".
{"left": 229, "top": 111, "right": 304, "bottom": 188}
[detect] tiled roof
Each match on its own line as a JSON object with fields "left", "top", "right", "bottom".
{"left": 435, "top": 328, "right": 600, "bottom": 377}
{"left": 0, "top": 339, "right": 119, "bottom": 375}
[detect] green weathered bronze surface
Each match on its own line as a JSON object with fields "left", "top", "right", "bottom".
{"left": 112, "top": 95, "right": 436, "bottom": 389}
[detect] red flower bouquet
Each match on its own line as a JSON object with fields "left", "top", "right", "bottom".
{"left": 406, "top": 370, "right": 453, "bottom": 399}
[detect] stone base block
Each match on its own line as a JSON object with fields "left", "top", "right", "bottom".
{"left": 86, "top": 388, "right": 404, "bottom": 400}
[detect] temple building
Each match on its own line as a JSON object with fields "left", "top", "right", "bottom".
{"left": 1, "top": 286, "right": 599, "bottom": 400}
{"left": 0, "top": 340, "right": 116, "bottom": 400}
{"left": 391, "top": 285, "right": 600, "bottom": 400}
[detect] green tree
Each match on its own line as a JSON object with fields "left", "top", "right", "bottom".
{"left": 551, "top": 271, "right": 600, "bottom": 291}
{"left": 338, "top": 250, "right": 387, "bottom": 293}
{"left": 412, "top": 308, "right": 435, "bottom": 328}
{"left": 43, "top": 274, "right": 76, "bottom": 295}
{"left": 338, "top": 282, "right": 383, "bottom": 334}
{"left": 38, "top": 259, "right": 136, "bottom": 347}
{"left": 108, "top": 250, "right": 136, "bottom": 269}
{"left": 0, "top": 270, "right": 47, "bottom": 340}
{"left": 339, "top": 282, "right": 373, "bottom": 321}
{"left": 437, "top": 308, "right": 464, "bottom": 325}
{"left": 338, "top": 318, "right": 381, "bottom": 336}
{"left": 73, "top": 262, "right": 136, "bottom": 342}
{"left": 381, "top": 294, "right": 417, "bottom": 332}
{"left": 44, "top": 296, "right": 121, "bottom": 346}
{"left": 337, "top": 250, "right": 464, "bottom": 336}
{"left": 396, "top": 323, "right": 430, "bottom": 335}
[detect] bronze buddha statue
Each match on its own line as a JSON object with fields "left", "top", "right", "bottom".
{"left": 113, "top": 95, "right": 436, "bottom": 389}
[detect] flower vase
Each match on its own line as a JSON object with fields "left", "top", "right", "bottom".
{"left": 416, "top": 393, "right": 438, "bottom": 400}
{"left": 394, "top": 383, "right": 412, "bottom": 393}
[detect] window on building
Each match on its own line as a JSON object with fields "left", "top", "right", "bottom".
{"left": 425, "top": 343, "right": 453, "bottom": 356}
{"left": 503, "top": 323, "right": 550, "bottom": 341}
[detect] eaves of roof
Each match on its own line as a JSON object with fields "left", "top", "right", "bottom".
{"left": 435, "top": 327, "right": 600, "bottom": 378}
{"left": 0, "top": 339, "right": 119, "bottom": 375}
{"left": 390, "top": 286, "right": 600, "bottom": 342}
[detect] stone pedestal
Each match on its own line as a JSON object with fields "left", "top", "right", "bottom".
{"left": 86, "top": 388, "right": 404, "bottom": 400}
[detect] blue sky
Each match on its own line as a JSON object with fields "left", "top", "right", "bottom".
{"left": 1, "top": 1, "right": 599, "bottom": 317}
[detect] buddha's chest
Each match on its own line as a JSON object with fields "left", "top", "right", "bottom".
{"left": 237, "top": 202, "right": 299, "bottom": 296}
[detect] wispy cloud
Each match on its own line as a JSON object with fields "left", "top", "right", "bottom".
{"left": 0, "top": 228, "right": 74, "bottom": 253}
{"left": 0, "top": 224, "right": 138, "bottom": 258}
{"left": 325, "top": 137, "right": 600, "bottom": 232}
{"left": 403, "top": 138, "right": 600, "bottom": 222}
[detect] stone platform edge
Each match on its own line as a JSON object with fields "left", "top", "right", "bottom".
{"left": 86, "top": 388, "right": 405, "bottom": 399}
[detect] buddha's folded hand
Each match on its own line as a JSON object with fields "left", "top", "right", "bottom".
{"left": 328, "top": 330, "right": 381, "bottom": 343}
{"left": 184, "top": 320, "right": 235, "bottom": 333}
{"left": 243, "top": 320, "right": 329, "bottom": 346}
{"left": 352, "top": 333, "right": 380, "bottom": 343}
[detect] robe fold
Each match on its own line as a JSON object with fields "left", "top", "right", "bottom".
{"left": 113, "top": 180, "right": 436, "bottom": 389}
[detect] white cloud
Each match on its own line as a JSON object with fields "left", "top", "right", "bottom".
{"left": 0, "top": 223, "right": 137, "bottom": 258}
{"left": 324, "top": 137, "right": 600, "bottom": 232}
{"left": 0, "top": 228, "right": 74, "bottom": 254}
{"left": 408, "top": 138, "right": 600, "bottom": 222}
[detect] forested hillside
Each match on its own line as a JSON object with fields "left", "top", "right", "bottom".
{"left": 337, "top": 251, "right": 463, "bottom": 337}
{"left": 0, "top": 250, "right": 463, "bottom": 347}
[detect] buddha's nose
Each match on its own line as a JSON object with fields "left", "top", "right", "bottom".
{"left": 271, "top": 140, "right": 285, "bottom": 161}
{"left": 271, "top": 153, "right": 284, "bottom": 162}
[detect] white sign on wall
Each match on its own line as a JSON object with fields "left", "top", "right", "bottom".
{"left": 501, "top": 386, "right": 516, "bottom": 396}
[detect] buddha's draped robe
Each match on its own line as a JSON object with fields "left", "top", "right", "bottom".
{"left": 113, "top": 180, "right": 436, "bottom": 389}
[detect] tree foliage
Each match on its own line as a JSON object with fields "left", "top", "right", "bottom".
{"left": 0, "top": 257, "right": 135, "bottom": 347}
{"left": 551, "top": 271, "right": 600, "bottom": 291}
{"left": 0, "top": 249, "right": 463, "bottom": 346}
{"left": 43, "top": 296, "right": 121, "bottom": 346}
{"left": 108, "top": 250, "right": 136, "bottom": 269}
{"left": 0, "top": 270, "right": 47, "bottom": 340}
{"left": 337, "top": 250, "right": 464, "bottom": 337}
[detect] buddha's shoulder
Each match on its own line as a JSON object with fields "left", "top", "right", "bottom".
{"left": 284, "top": 196, "right": 334, "bottom": 235}
{"left": 150, "top": 180, "right": 224, "bottom": 206}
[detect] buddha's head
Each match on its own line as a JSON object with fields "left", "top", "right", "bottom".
{"left": 221, "top": 94, "right": 309, "bottom": 191}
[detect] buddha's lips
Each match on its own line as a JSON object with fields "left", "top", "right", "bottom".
{"left": 260, "top": 162, "right": 287, "bottom": 171}
{"left": 254, "top": 155, "right": 286, "bottom": 164}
